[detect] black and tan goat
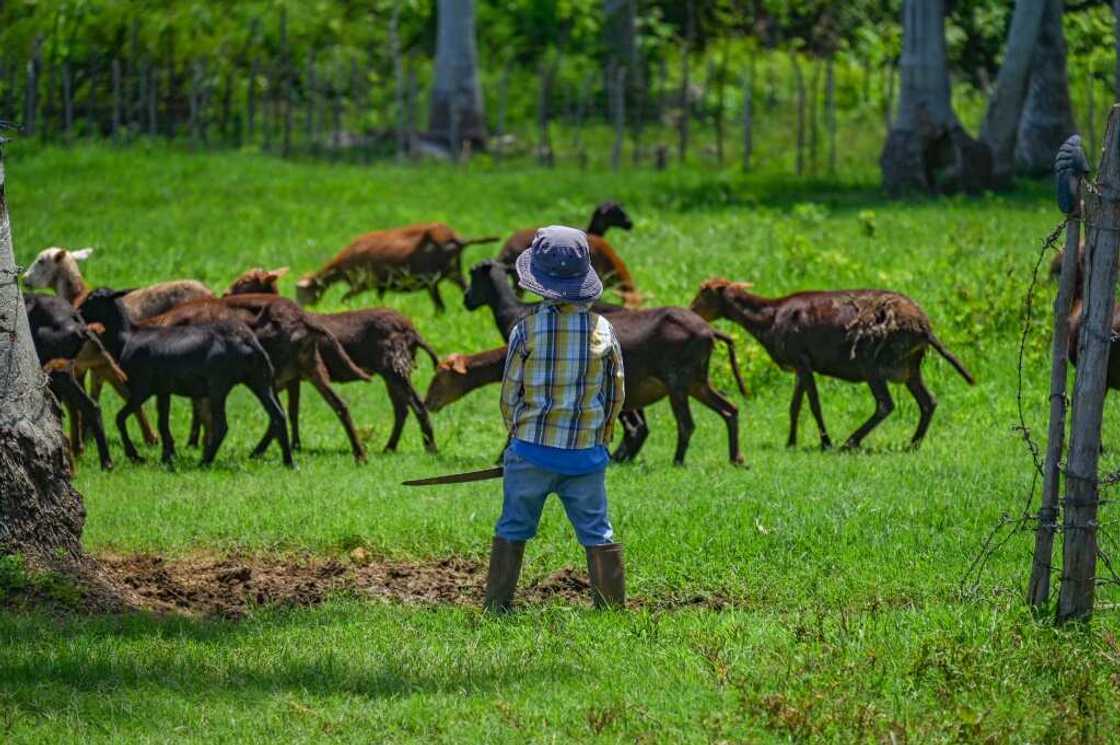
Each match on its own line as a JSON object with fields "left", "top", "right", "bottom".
{"left": 78, "top": 289, "right": 292, "bottom": 467}
{"left": 690, "top": 278, "right": 974, "bottom": 450}
{"left": 24, "top": 293, "right": 126, "bottom": 470}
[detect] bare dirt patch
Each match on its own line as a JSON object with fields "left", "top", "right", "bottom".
{"left": 95, "top": 552, "right": 604, "bottom": 619}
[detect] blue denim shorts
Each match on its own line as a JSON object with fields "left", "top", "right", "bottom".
{"left": 496, "top": 447, "right": 614, "bottom": 546}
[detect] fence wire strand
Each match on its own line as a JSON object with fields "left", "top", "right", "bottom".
{"left": 967, "top": 211, "right": 1120, "bottom": 609}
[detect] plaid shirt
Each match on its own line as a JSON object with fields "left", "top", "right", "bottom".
{"left": 501, "top": 302, "right": 625, "bottom": 449}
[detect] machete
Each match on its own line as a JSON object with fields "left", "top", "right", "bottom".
{"left": 402, "top": 466, "right": 504, "bottom": 487}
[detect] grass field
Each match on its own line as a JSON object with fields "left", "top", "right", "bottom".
{"left": 3, "top": 143, "right": 1120, "bottom": 742}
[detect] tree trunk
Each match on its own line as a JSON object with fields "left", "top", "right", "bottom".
{"left": 826, "top": 56, "right": 837, "bottom": 175}
{"left": 603, "top": 0, "right": 636, "bottom": 86}
{"left": 62, "top": 63, "right": 73, "bottom": 135}
{"left": 24, "top": 58, "right": 37, "bottom": 137}
{"left": 880, "top": 0, "right": 992, "bottom": 195}
{"left": 247, "top": 60, "right": 257, "bottom": 141}
{"left": 428, "top": 0, "right": 487, "bottom": 150}
{"left": 111, "top": 58, "right": 122, "bottom": 140}
{"left": 539, "top": 58, "right": 556, "bottom": 168}
{"left": 1015, "top": 0, "right": 1076, "bottom": 176}
{"left": 979, "top": 0, "right": 1046, "bottom": 186}
{"left": 0, "top": 145, "right": 87, "bottom": 569}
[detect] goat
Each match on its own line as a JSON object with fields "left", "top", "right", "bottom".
{"left": 78, "top": 289, "right": 293, "bottom": 467}
{"left": 24, "top": 293, "right": 127, "bottom": 470}
{"left": 227, "top": 267, "right": 439, "bottom": 453}
{"left": 144, "top": 293, "right": 372, "bottom": 462}
{"left": 464, "top": 259, "right": 623, "bottom": 340}
{"left": 24, "top": 246, "right": 215, "bottom": 445}
{"left": 496, "top": 203, "right": 641, "bottom": 306}
{"left": 295, "top": 224, "right": 499, "bottom": 312}
{"left": 424, "top": 348, "right": 652, "bottom": 462}
{"left": 458, "top": 265, "right": 748, "bottom": 464}
{"left": 690, "top": 278, "right": 975, "bottom": 450}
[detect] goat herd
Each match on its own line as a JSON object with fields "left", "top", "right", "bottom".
{"left": 20, "top": 201, "right": 975, "bottom": 474}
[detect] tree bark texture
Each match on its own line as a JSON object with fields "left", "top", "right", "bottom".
{"left": 1058, "top": 106, "right": 1120, "bottom": 624}
{"left": 0, "top": 147, "right": 86, "bottom": 567}
{"left": 880, "top": 0, "right": 992, "bottom": 195}
{"left": 1015, "top": 0, "right": 1076, "bottom": 176}
{"left": 980, "top": 0, "right": 1046, "bottom": 185}
{"left": 428, "top": 0, "right": 486, "bottom": 150}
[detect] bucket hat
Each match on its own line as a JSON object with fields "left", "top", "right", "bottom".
{"left": 515, "top": 225, "right": 603, "bottom": 303}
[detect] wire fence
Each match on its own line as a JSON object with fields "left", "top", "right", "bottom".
{"left": 964, "top": 206, "right": 1120, "bottom": 607}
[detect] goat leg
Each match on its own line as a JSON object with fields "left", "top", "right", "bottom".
{"left": 404, "top": 380, "right": 438, "bottom": 454}
{"left": 115, "top": 396, "right": 146, "bottom": 463}
{"left": 428, "top": 282, "right": 447, "bottom": 314}
{"left": 798, "top": 367, "right": 832, "bottom": 450}
{"left": 842, "top": 380, "right": 894, "bottom": 451}
{"left": 668, "top": 392, "right": 696, "bottom": 466}
{"left": 787, "top": 377, "right": 804, "bottom": 448}
{"left": 107, "top": 376, "right": 159, "bottom": 446}
{"left": 287, "top": 381, "right": 302, "bottom": 450}
{"left": 201, "top": 391, "right": 230, "bottom": 466}
{"left": 248, "top": 383, "right": 293, "bottom": 468}
{"left": 691, "top": 383, "right": 744, "bottom": 465}
{"left": 53, "top": 373, "right": 113, "bottom": 471}
{"left": 905, "top": 371, "right": 937, "bottom": 449}
{"left": 612, "top": 410, "right": 648, "bottom": 462}
{"left": 157, "top": 394, "right": 176, "bottom": 466}
{"left": 310, "top": 375, "right": 366, "bottom": 462}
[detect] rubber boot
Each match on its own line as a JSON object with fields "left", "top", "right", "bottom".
{"left": 483, "top": 536, "right": 525, "bottom": 613}
{"left": 586, "top": 543, "right": 625, "bottom": 609}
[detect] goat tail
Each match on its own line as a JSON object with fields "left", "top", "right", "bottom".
{"left": 457, "top": 236, "right": 501, "bottom": 248}
{"left": 927, "top": 334, "right": 975, "bottom": 385}
{"left": 713, "top": 330, "right": 749, "bottom": 397}
{"left": 305, "top": 316, "right": 373, "bottom": 383}
{"left": 416, "top": 335, "right": 440, "bottom": 369}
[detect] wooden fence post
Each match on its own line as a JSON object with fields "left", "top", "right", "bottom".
{"left": 611, "top": 65, "right": 626, "bottom": 171}
{"left": 1058, "top": 106, "right": 1120, "bottom": 623}
{"left": 742, "top": 60, "right": 753, "bottom": 172}
{"left": 1028, "top": 138, "right": 1084, "bottom": 611}
{"left": 111, "top": 58, "right": 122, "bottom": 140}
{"left": 826, "top": 55, "right": 836, "bottom": 176}
{"left": 792, "top": 53, "right": 805, "bottom": 177}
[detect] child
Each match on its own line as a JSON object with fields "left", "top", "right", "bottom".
{"left": 483, "top": 226, "right": 627, "bottom": 612}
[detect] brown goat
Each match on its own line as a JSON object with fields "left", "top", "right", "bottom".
{"left": 296, "top": 223, "right": 498, "bottom": 312}
{"left": 144, "top": 294, "right": 372, "bottom": 462}
{"left": 496, "top": 203, "right": 641, "bottom": 306}
{"left": 426, "top": 304, "right": 748, "bottom": 466}
{"left": 227, "top": 267, "right": 438, "bottom": 453}
{"left": 690, "top": 278, "right": 974, "bottom": 450}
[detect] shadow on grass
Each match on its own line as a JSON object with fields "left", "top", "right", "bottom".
{"left": 0, "top": 607, "right": 566, "bottom": 703}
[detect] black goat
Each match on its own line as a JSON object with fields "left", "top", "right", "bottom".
{"left": 79, "top": 288, "right": 293, "bottom": 467}
{"left": 24, "top": 293, "right": 124, "bottom": 470}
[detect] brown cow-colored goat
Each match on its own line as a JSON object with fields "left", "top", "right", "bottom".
{"left": 496, "top": 202, "right": 641, "bottom": 307}
{"left": 690, "top": 278, "right": 974, "bottom": 450}
{"left": 296, "top": 223, "right": 498, "bottom": 312}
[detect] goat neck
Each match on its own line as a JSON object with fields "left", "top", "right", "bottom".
{"left": 585, "top": 210, "right": 609, "bottom": 237}
{"left": 57, "top": 262, "right": 91, "bottom": 306}
{"left": 720, "top": 285, "right": 778, "bottom": 341}
{"left": 485, "top": 264, "right": 532, "bottom": 340}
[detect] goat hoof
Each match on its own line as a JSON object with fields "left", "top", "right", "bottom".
{"left": 100, "top": 460, "right": 114, "bottom": 472}
{"left": 354, "top": 454, "right": 368, "bottom": 464}
{"left": 731, "top": 456, "right": 748, "bottom": 468}
{"left": 424, "top": 443, "right": 439, "bottom": 455}
{"left": 839, "top": 440, "right": 859, "bottom": 452}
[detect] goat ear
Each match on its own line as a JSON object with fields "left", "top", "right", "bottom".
{"left": 85, "top": 322, "right": 105, "bottom": 335}
{"left": 449, "top": 355, "right": 468, "bottom": 375}
{"left": 269, "top": 267, "right": 290, "bottom": 280}
{"left": 71, "top": 247, "right": 94, "bottom": 262}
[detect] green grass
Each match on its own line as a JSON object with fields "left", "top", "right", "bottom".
{"left": 3, "top": 143, "right": 1119, "bottom": 742}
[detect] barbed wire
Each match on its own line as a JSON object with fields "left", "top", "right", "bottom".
{"left": 967, "top": 205, "right": 1120, "bottom": 607}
